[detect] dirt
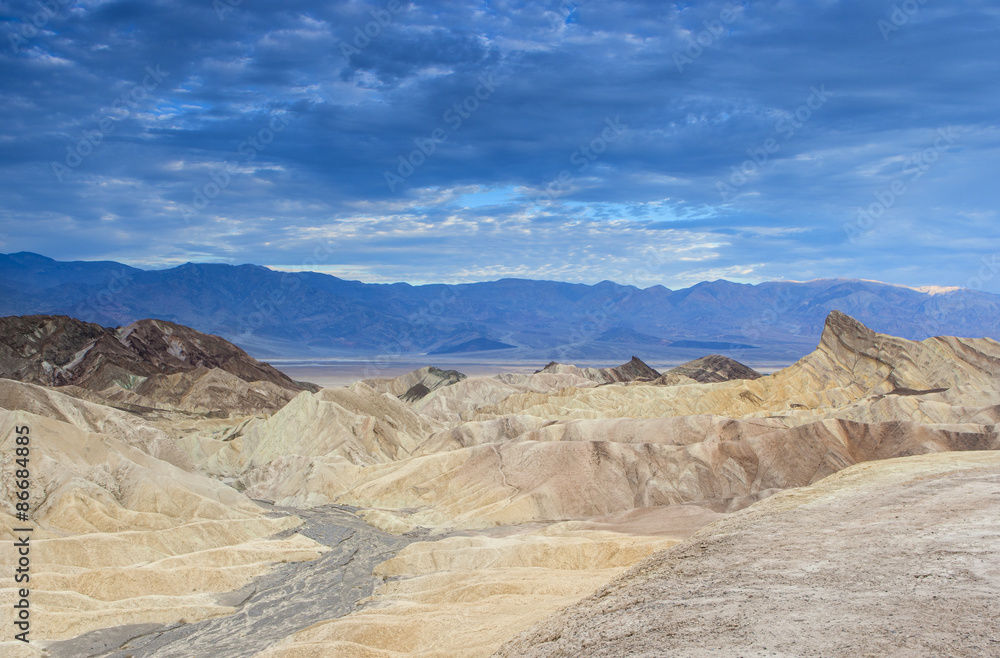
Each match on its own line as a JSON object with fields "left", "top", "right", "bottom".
{"left": 495, "top": 453, "right": 1000, "bottom": 657}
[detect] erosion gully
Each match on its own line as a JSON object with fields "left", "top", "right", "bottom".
{"left": 45, "top": 503, "right": 430, "bottom": 658}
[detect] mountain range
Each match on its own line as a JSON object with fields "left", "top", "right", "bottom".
{"left": 2, "top": 251, "right": 999, "bottom": 361}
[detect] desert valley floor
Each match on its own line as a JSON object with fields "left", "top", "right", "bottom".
{"left": 2, "top": 311, "right": 1000, "bottom": 657}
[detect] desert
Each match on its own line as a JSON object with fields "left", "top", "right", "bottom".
{"left": 1, "top": 308, "right": 999, "bottom": 657}
{"left": 3, "top": 3, "right": 998, "bottom": 655}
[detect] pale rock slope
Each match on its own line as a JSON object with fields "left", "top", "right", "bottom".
{"left": 409, "top": 376, "right": 528, "bottom": 423}
{"left": 412, "top": 367, "right": 613, "bottom": 423}
{"left": 412, "top": 356, "right": 664, "bottom": 424}
{"left": 410, "top": 415, "right": 552, "bottom": 456}
{"left": 0, "top": 379, "right": 194, "bottom": 470}
{"left": 205, "top": 312, "right": 1000, "bottom": 531}
{"left": 0, "top": 409, "right": 324, "bottom": 647}
{"left": 335, "top": 418, "right": 998, "bottom": 528}
{"left": 256, "top": 526, "right": 681, "bottom": 658}
{"left": 493, "top": 371, "right": 598, "bottom": 394}
{"left": 363, "top": 366, "right": 466, "bottom": 401}
{"left": 182, "top": 382, "right": 442, "bottom": 507}
{"left": 495, "top": 451, "right": 1000, "bottom": 657}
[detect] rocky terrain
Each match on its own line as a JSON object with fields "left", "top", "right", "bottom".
{"left": 652, "top": 353, "right": 762, "bottom": 385}
{"left": 2, "top": 310, "right": 999, "bottom": 656}
{"left": 496, "top": 451, "right": 1000, "bottom": 657}
{"left": 0, "top": 315, "right": 313, "bottom": 415}
{"left": 534, "top": 356, "right": 662, "bottom": 384}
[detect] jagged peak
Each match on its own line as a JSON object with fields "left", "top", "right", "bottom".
{"left": 819, "top": 311, "right": 879, "bottom": 354}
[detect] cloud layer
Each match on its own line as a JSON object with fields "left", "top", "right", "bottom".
{"left": 1, "top": 0, "right": 998, "bottom": 289}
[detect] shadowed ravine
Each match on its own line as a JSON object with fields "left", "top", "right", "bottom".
{"left": 46, "top": 504, "right": 424, "bottom": 658}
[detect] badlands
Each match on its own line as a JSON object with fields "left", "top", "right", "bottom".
{"left": 1, "top": 310, "right": 999, "bottom": 656}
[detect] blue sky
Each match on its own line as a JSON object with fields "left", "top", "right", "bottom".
{"left": 0, "top": 0, "right": 998, "bottom": 289}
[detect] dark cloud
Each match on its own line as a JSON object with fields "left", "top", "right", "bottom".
{"left": 0, "top": 0, "right": 998, "bottom": 289}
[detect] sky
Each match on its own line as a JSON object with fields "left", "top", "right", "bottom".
{"left": 0, "top": 0, "right": 998, "bottom": 290}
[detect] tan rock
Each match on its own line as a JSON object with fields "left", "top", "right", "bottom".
{"left": 0, "top": 410, "right": 325, "bottom": 642}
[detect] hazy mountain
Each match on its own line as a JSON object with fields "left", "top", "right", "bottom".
{"left": 2, "top": 251, "right": 999, "bottom": 361}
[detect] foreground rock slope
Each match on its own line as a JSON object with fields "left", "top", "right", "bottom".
{"left": 495, "top": 451, "right": 1000, "bottom": 657}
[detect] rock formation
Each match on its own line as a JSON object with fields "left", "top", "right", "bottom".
{"left": 495, "top": 451, "right": 1000, "bottom": 657}
{"left": 363, "top": 365, "right": 466, "bottom": 402}
{"left": 535, "top": 355, "right": 661, "bottom": 384}
{"left": 0, "top": 315, "right": 313, "bottom": 415}
{"left": 184, "top": 312, "right": 1000, "bottom": 532}
{"left": 652, "top": 354, "right": 762, "bottom": 385}
{"left": 2, "top": 310, "right": 999, "bottom": 657}
{"left": 0, "top": 406, "right": 324, "bottom": 645}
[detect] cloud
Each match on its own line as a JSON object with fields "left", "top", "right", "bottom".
{"left": 0, "top": 0, "right": 998, "bottom": 290}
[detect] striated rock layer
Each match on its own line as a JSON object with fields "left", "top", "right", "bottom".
{"left": 0, "top": 408, "right": 324, "bottom": 648}
{"left": 535, "top": 356, "right": 660, "bottom": 384}
{"left": 495, "top": 451, "right": 1000, "bottom": 657}
{"left": 652, "top": 354, "right": 762, "bottom": 386}
{"left": 1, "top": 310, "right": 999, "bottom": 657}
{"left": 0, "top": 315, "right": 312, "bottom": 415}
{"left": 201, "top": 312, "right": 1000, "bottom": 532}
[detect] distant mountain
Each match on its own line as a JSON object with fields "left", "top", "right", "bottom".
{"left": 2, "top": 252, "right": 1000, "bottom": 362}
{"left": 429, "top": 337, "right": 517, "bottom": 355}
{"left": 668, "top": 340, "right": 758, "bottom": 350}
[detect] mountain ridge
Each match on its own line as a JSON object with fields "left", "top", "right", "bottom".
{"left": 3, "top": 252, "right": 999, "bottom": 360}
{"left": 0, "top": 314, "right": 313, "bottom": 414}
